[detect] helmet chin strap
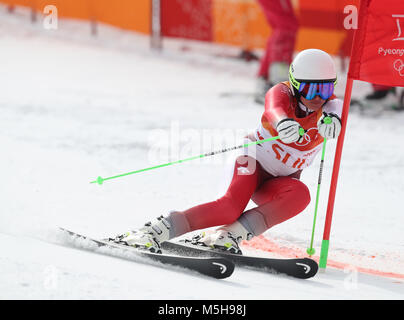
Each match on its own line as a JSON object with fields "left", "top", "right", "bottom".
{"left": 291, "top": 87, "right": 309, "bottom": 117}
{"left": 298, "top": 97, "right": 329, "bottom": 117}
{"left": 299, "top": 101, "right": 311, "bottom": 116}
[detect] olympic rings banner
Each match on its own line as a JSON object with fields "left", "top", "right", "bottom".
{"left": 348, "top": 0, "right": 404, "bottom": 87}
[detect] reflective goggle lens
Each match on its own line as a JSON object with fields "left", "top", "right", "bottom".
{"left": 298, "top": 82, "right": 334, "bottom": 100}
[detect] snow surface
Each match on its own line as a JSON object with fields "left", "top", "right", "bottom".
{"left": 0, "top": 5, "right": 403, "bottom": 300}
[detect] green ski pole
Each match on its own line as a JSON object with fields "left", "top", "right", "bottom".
{"left": 306, "top": 137, "right": 327, "bottom": 256}
{"left": 306, "top": 117, "right": 331, "bottom": 256}
{"left": 90, "top": 135, "right": 281, "bottom": 185}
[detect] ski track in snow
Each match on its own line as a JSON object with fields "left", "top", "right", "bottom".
{"left": 0, "top": 5, "right": 403, "bottom": 299}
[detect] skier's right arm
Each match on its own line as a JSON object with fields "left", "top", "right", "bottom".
{"left": 262, "top": 83, "right": 303, "bottom": 144}
{"left": 263, "top": 83, "right": 290, "bottom": 126}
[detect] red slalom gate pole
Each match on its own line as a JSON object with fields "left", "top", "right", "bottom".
{"left": 319, "top": 77, "right": 354, "bottom": 271}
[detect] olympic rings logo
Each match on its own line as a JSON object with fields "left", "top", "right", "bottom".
{"left": 295, "top": 127, "right": 317, "bottom": 147}
{"left": 394, "top": 59, "right": 404, "bottom": 76}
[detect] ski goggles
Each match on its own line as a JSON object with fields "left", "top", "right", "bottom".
{"left": 289, "top": 66, "right": 337, "bottom": 100}
{"left": 298, "top": 82, "right": 335, "bottom": 100}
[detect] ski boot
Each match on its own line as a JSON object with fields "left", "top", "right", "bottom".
{"left": 110, "top": 216, "right": 171, "bottom": 254}
{"left": 392, "top": 88, "right": 404, "bottom": 111}
{"left": 254, "top": 76, "right": 273, "bottom": 105}
{"left": 188, "top": 221, "right": 253, "bottom": 255}
{"left": 254, "top": 62, "right": 289, "bottom": 105}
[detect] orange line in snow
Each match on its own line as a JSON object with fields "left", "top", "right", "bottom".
{"left": 242, "top": 236, "right": 404, "bottom": 280}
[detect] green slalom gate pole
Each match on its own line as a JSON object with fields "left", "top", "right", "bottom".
{"left": 90, "top": 135, "right": 281, "bottom": 185}
{"left": 306, "top": 137, "right": 327, "bottom": 256}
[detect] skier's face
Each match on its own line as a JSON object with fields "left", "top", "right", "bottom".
{"left": 300, "top": 95, "right": 326, "bottom": 112}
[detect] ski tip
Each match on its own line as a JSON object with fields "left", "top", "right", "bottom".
{"left": 296, "top": 258, "right": 319, "bottom": 279}
{"left": 58, "top": 227, "right": 70, "bottom": 234}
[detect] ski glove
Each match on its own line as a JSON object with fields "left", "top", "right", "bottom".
{"left": 317, "top": 112, "right": 342, "bottom": 140}
{"left": 276, "top": 118, "right": 304, "bottom": 144}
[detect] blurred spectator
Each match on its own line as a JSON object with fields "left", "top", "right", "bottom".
{"left": 353, "top": 84, "right": 403, "bottom": 114}
{"left": 254, "top": 0, "right": 299, "bottom": 104}
{"left": 365, "top": 84, "right": 403, "bottom": 111}
{"left": 367, "top": 84, "right": 395, "bottom": 100}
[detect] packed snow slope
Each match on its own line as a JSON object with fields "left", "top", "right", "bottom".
{"left": 0, "top": 6, "right": 403, "bottom": 299}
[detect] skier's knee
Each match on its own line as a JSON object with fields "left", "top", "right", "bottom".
{"left": 290, "top": 179, "right": 311, "bottom": 213}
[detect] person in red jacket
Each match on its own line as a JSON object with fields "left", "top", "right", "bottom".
{"left": 254, "top": 0, "right": 299, "bottom": 104}
{"left": 112, "top": 49, "right": 342, "bottom": 254}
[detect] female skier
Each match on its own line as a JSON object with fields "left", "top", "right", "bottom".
{"left": 112, "top": 49, "right": 343, "bottom": 254}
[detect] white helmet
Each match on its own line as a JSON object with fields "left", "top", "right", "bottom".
{"left": 289, "top": 49, "right": 337, "bottom": 93}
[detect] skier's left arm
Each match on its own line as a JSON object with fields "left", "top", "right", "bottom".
{"left": 317, "top": 98, "right": 343, "bottom": 140}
